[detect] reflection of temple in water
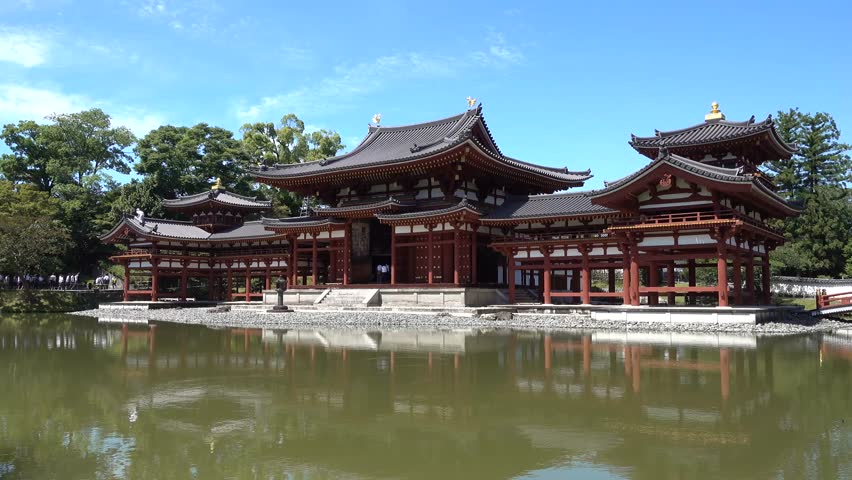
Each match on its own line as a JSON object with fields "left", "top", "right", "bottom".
{"left": 1, "top": 319, "right": 850, "bottom": 479}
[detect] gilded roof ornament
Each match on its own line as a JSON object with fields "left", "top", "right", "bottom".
{"left": 466, "top": 96, "right": 477, "bottom": 108}
{"left": 211, "top": 177, "right": 222, "bottom": 190}
{"left": 705, "top": 101, "right": 726, "bottom": 122}
{"left": 372, "top": 113, "right": 382, "bottom": 126}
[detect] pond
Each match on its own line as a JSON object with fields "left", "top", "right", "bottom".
{"left": 0, "top": 314, "right": 850, "bottom": 479}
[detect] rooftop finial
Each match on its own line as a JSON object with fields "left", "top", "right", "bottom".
{"left": 466, "top": 96, "right": 476, "bottom": 109}
{"left": 212, "top": 177, "right": 222, "bottom": 190}
{"left": 705, "top": 101, "right": 725, "bottom": 122}
{"left": 372, "top": 113, "right": 382, "bottom": 126}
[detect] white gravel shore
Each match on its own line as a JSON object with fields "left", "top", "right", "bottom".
{"left": 71, "top": 307, "right": 850, "bottom": 335}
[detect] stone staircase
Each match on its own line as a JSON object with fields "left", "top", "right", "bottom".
{"left": 514, "top": 288, "right": 541, "bottom": 304}
{"left": 318, "top": 289, "right": 375, "bottom": 307}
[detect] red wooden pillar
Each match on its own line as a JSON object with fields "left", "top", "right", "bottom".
{"left": 265, "top": 267, "right": 271, "bottom": 290}
{"left": 288, "top": 236, "right": 296, "bottom": 286}
{"left": 343, "top": 222, "right": 351, "bottom": 285}
{"left": 717, "top": 244, "right": 729, "bottom": 307}
{"left": 543, "top": 250, "right": 552, "bottom": 304}
{"left": 311, "top": 234, "right": 319, "bottom": 286}
{"left": 745, "top": 256, "right": 755, "bottom": 304}
{"left": 180, "top": 267, "right": 188, "bottom": 301}
{"left": 761, "top": 256, "right": 771, "bottom": 305}
{"left": 471, "top": 230, "right": 478, "bottom": 286}
{"left": 329, "top": 246, "right": 336, "bottom": 283}
{"left": 123, "top": 263, "right": 129, "bottom": 302}
{"left": 453, "top": 225, "right": 460, "bottom": 285}
{"left": 226, "top": 265, "right": 232, "bottom": 301}
{"left": 621, "top": 245, "right": 631, "bottom": 305}
{"left": 508, "top": 250, "right": 516, "bottom": 303}
{"left": 687, "top": 259, "right": 696, "bottom": 305}
{"left": 581, "top": 247, "right": 591, "bottom": 305}
{"left": 245, "top": 266, "right": 251, "bottom": 302}
{"left": 648, "top": 262, "right": 659, "bottom": 306}
{"left": 390, "top": 225, "right": 397, "bottom": 285}
{"left": 667, "top": 262, "right": 676, "bottom": 305}
{"left": 629, "top": 244, "right": 640, "bottom": 306}
{"left": 427, "top": 226, "right": 434, "bottom": 284}
{"left": 151, "top": 261, "right": 159, "bottom": 302}
{"left": 208, "top": 270, "right": 215, "bottom": 301}
{"left": 732, "top": 257, "right": 743, "bottom": 305}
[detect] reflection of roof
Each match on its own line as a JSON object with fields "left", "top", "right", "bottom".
{"left": 101, "top": 217, "right": 282, "bottom": 242}
{"left": 629, "top": 115, "right": 796, "bottom": 160}
{"left": 162, "top": 188, "right": 271, "bottom": 210}
{"left": 482, "top": 192, "right": 617, "bottom": 224}
{"left": 251, "top": 105, "right": 591, "bottom": 186}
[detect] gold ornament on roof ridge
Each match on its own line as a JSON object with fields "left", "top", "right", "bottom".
{"left": 705, "top": 101, "right": 726, "bottom": 122}
{"left": 466, "top": 96, "right": 476, "bottom": 108}
{"left": 212, "top": 177, "right": 222, "bottom": 190}
{"left": 372, "top": 113, "right": 382, "bottom": 126}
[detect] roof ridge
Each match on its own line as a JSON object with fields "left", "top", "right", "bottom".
{"left": 633, "top": 117, "right": 771, "bottom": 140}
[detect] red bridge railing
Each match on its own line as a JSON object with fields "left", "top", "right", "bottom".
{"left": 816, "top": 291, "right": 852, "bottom": 310}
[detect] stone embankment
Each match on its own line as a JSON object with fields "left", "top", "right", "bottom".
{"left": 71, "top": 307, "right": 849, "bottom": 335}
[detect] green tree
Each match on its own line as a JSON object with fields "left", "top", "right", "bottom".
{"left": 0, "top": 109, "right": 138, "bottom": 272}
{"left": 771, "top": 186, "right": 852, "bottom": 277}
{"left": 135, "top": 124, "right": 252, "bottom": 198}
{"left": 240, "top": 113, "right": 344, "bottom": 216}
{"left": 0, "top": 181, "right": 70, "bottom": 278}
{"left": 768, "top": 109, "right": 851, "bottom": 199}
{"left": 108, "top": 178, "right": 165, "bottom": 222}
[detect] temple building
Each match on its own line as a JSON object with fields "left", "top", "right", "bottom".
{"left": 103, "top": 102, "right": 799, "bottom": 308}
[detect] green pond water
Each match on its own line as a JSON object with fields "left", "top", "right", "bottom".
{"left": 0, "top": 314, "right": 850, "bottom": 479}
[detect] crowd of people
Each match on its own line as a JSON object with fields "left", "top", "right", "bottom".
{"left": 0, "top": 273, "right": 119, "bottom": 290}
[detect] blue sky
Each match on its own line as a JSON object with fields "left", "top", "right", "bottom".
{"left": 1, "top": 0, "right": 850, "bottom": 189}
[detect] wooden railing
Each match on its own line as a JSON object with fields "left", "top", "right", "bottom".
{"left": 611, "top": 209, "right": 784, "bottom": 236}
{"left": 816, "top": 291, "right": 852, "bottom": 310}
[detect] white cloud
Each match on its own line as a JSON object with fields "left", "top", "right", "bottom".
{"left": 134, "top": 0, "right": 223, "bottom": 34}
{"left": 0, "top": 84, "right": 164, "bottom": 136}
{"left": 0, "top": 84, "right": 87, "bottom": 120}
{"left": 0, "top": 26, "right": 52, "bottom": 67}
{"left": 237, "top": 31, "right": 525, "bottom": 120}
{"left": 237, "top": 52, "right": 461, "bottom": 120}
{"left": 471, "top": 31, "right": 524, "bottom": 66}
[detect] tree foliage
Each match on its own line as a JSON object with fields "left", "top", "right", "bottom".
{"left": 768, "top": 109, "right": 851, "bottom": 199}
{"left": 241, "top": 114, "right": 344, "bottom": 215}
{"left": 768, "top": 109, "right": 852, "bottom": 278}
{"left": 135, "top": 123, "right": 253, "bottom": 198}
{"left": 0, "top": 181, "right": 70, "bottom": 276}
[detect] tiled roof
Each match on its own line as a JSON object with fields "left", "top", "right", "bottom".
{"left": 162, "top": 188, "right": 271, "bottom": 210}
{"left": 251, "top": 105, "right": 591, "bottom": 184}
{"left": 482, "top": 192, "right": 616, "bottom": 222}
{"left": 101, "top": 217, "right": 281, "bottom": 242}
{"left": 314, "top": 197, "right": 416, "bottom": 215}
{"left": 591, "top": 152, "right": 800, "bottom": 214}
{"left": 629, "top": 116, "right": 796, "bottom": 157}
{"left": 375, "top": 199, "right": 481, "bottom": 221}
{"left": 261, "top": 216, "right": 345, "bottom": 229}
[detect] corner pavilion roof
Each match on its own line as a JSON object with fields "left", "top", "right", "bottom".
{"left": 250, "top": 105, "right": 591, "bottom": 189}
{"left": 591, "top": 151, "right": 800, "bottom": 216}
{"left": 100, "top": 216, "right": 283, "bottom": 243}
{"left": 629, "top": 114, "right": 796, "bottom": 162}
{"left": 162, "top": 188, "right": 272, "bottom": 211}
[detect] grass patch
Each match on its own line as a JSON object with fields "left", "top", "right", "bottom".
{"left": 775, "top": 296, "right": 816, "bottom": 311}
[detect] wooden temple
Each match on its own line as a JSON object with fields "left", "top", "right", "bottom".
{"left": 103, "top": 102, "right": 799, "bottom": 307}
